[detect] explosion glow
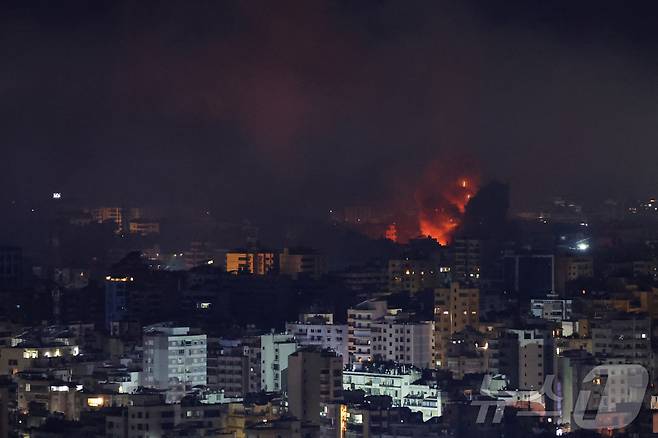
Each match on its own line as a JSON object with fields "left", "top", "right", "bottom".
{"left": 416, "top": 176, "right": 478, "bottom": 245}
{"left": 385, "top": 223, "right": 398, "bottom": 242}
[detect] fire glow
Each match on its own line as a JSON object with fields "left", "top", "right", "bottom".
{"left": 416, "top": 177, "right": 478, "bottom": 245}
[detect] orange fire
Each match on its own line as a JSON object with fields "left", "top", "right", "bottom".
{"left": 385, "top": 223, "right": 398, "bottom": 242}
{"left": 419, "top": 215, "right": 458, "bottom": 245}
{"left": 417, "top": 177, "right": 478, "bottom": 245}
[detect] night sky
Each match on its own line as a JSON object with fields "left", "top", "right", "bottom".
{"left": 3, "top": 0, "right": 658, "bottom": 218}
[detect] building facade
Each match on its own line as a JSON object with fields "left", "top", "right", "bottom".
{"left": 142, "top": 324, "right": 207, "bottom": 403}
{"left": 434, "top": 282, "right": 479, "bottom": 367}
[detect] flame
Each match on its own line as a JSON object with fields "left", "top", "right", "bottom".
{"left": 385, "top": 223, "right": 398, "bottom": 242}
{"left": 416, "top": 177, "right": 478, "bottom": 245}
{"left": 419, "top": 215, "right": 458, "bottom": 245}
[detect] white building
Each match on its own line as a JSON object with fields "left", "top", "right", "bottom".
{"left": 343, "top": 365, "right": 441, "bottom": 421}
{"left": 348, "top": 300, "right": 387, "bottom": 363}
{"left": 530, "top": 297, "right": 573, "bottom": 322}
{"left": 142, "top": 324, "right": 207, "bottom": 403}
{"left": 286, "top": 315, "right": 348, "bottom": 365}
{"left": 371, "top": 313, "right": 434, "bottom": 369}
{"left": 260, "top": 333, "right": 297, "bottom": 392}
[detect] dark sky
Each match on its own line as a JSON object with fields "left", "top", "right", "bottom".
{"left": 3, "top": 0, "right": 658, "bottom": 218}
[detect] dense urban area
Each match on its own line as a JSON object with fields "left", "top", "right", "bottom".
{"left": 4, "top": 1, "right": 658, "bottom": 437}
{"left": 1, "top": 192, "right": 658, "bottom": 438}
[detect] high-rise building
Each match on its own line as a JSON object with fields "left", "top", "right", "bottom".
{"left": 503, "top": 254, "right": 555, "bottom": 298}
{"left": 370, "top": 313, "right": 435, "bottom": 369}
{"left": 287, "top": 348, "right": 343, "bottom": 424}
{"left": 505, "top": 328, "right": 555, "bottom": 392}
{"left": 388, "top": 258, "right": 442, "bottom": 294}
{"left": 336, "top": 263, "right": 388, "bottom": 293}
{"left": 104, "top": 275, "right": 134, "bottom": 331}
{"left": 555, "top": 255, "right": 594, "bottom": 295}
{"left": 260, "top": 333, "right": 297, "bottom": 392}
{"left": 347, "top": 300, "right": 387, "bottom": 363}
{"left": 590, "top": 315, "right": 651, "bottom": 371}
{"left": 226, "top": 249, "right": 276, "bottom": 275}
{"left": 142, "top": 324, "right": 207, "bottom": 403}
{"left": 452, "top": 239, "right": 482, "bottom": 282}
{"left": 556, "top": 349, "right": 599, "bottom": 428}
{"left": 279, "top": 248, "right": 327, "bottom": 280}
{"left": 207, "top": 338, "right": 249, "bottom": 397}
{"left": 286, "top": 314, "right": 348, "bottom": 365}
{"left": 434, "top": 282, "right": 479, "bottom": 367}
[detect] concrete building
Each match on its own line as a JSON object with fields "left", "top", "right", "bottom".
{"left": 105, "top": 395, "right": 224, "bottom": 438}
{"left": 104, "top": 275, "right": 134, "bottom": 331}
{"left": 343, "top": 364, "right": 441, "bottom": 421}
{"left": 388, "top": 258, "right": 441, "bottom": 294}
{"left": 530, "top": 297, "right": 573, "bottom": 322}
{"left": 370, "top": 313, "right": 434, "bottom": 369}
{"left": 591, "top": 315, "right": 651, "bottom": 371}
{"left": 207, "top": 338, "right": 249, "bottom": 397}
{"left": 142, "top": 324, "right": 207, "bottom": 403}
{"left": 286, "top": 314, "right": 348, "bottom": 365}
{"left": 246, "top": 417, "right": 319, "bottom": 438}
{"left": 184, "top": 241, "right": 219, "bottom": 269}
{"left": 320, "top": 398, "right": 442, "bottom": 438}
{"left": 0, "top": 343, "right": 80, "bottom": 375}
{"left": 503, "top": 254, "right": 554, "bottom": 298}
{"left": 452, "top": 239, "right": 482, "bottom": 282}
{"left": 279, "top": 248, "right": 327, "bottom": 280}
{"left": 222, "top": 396, "right": 284, "bottom": 438}
{"left": 259, "top": 333, "right": 297, "bottom": 392}
{"left": 88, "top": 207, "right": 123, "bottom": 232}
{"left": 16, "top": 371, "right": 83, "bottom": 420}
{"left": 347, "top": 300, "right": 387, "bottom": 363}
{"left": 128, "top": 219, "right": 160, "bottom": 236}
{"left": 505, "top": 328, "right": 556, "bottom": 392}
{"left": 556, "top": 349, "right": 599, "bottom": 429}
{"left": 555, "top": 255, "right": 594, "bottom": 294}
{"left": 287, "top": 348, "right": 343, "bottom": 425}
{"left": 336, "top": 264, "right": 388, "bottom": 293}
{"left": 434, "top": 282, "right": 479, "bottom": 368}
{"left": 445, "top": 327, "right": 491, "bottom": 379}
{"left": 226, "top": 249, "right": 277, "bottom": 275}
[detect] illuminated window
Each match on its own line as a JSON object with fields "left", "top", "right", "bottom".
{"left": 50, "top": 385, "right": 69, "bottom": 392}
{"left": 87, "top": 397, "right": 104, "bottom": 407}
{"left": 23, "top": 349, "right": 38, "bottom": 359}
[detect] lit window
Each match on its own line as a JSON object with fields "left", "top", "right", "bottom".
{"left": 23, "top": 349, "right": 38, "bottom": 359}
{"left": 87, "top": 397, "right": 104, "bottom": 407}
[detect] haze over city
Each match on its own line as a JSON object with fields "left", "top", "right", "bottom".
{"left": 3, "top": 0, "right": 658, "bottom": 219}
{"left": 2, "top": 2, "right": 658, "bottom": 438}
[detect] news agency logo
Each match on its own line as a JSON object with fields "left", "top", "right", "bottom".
{"left": 472, "top": 364, "right": 648, "bottom": 431}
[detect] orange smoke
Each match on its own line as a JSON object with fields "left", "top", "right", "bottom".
{"left": 416, "top": 174, "right": 479, "bottom": 245}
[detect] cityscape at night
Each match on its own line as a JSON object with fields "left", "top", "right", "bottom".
{"left": 3, "top": 1, "right": 658, "bottom": 437}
